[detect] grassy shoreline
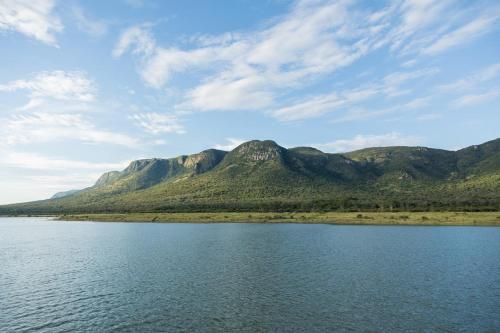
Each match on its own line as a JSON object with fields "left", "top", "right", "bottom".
{"left": 53, "top": 212, "right": 500, "bottom": 226}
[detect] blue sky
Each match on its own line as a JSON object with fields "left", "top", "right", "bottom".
{"left": 0, "top": 0, "right": 499, "bottom": 203}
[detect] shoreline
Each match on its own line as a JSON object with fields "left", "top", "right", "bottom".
{"left": 47, "top": 212, "right": 500, "bottom": 226}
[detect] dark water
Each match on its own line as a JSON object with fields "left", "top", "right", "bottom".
{"left": 1, "top": 218, "right": 500, "bottom": 332}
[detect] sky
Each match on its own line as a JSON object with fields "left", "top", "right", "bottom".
{"left": 0, "top": 0, "right": 499, "bottom": 204}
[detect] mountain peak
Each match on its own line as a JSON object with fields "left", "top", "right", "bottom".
{"left": 289, "top": 146, "right": 324, "bottom": 155}
{"left": 231, "top": 140, "right": 285, "bottom": 162}
{"left": 123, "top": 158, "right": 161, "bottom": 174}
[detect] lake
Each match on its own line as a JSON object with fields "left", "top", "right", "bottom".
{"left": 1, "top": 218, "right": 499, "bottom": 332}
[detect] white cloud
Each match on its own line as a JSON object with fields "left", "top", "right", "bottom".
{"left": 72, "top": 5, "right": 108, "bottom": 37}
{"left": 417, "top": 113, "right": 442, "bottom": 121}
{"left": 0, "top": 151, "right": 131, "bottom": 204}
{"left": 0, "top": 151, "right": 128, "bottom": 171}
{"left": 387, "top": 0, "right": 452, "bottom": 52}
{"left": 214, "top": 138, "right": 247, "bottom": 151}
{"left": 0, "top": 70, "right": 96, "bottom": 104}
{"left": 3, "top": 112, "right": 138, "bottom": 147}
{"left": 0, "top": 175, "right": 94, "bottom": 204}
{"left": 16, "top": 98, "right": 44, "bottom": 111}
{"left": 314, "top": 132, "right": 423, "bottom": 153}
{"left": 0, "top": 0, "right": 63, "bottom": 46}
{"left": 439, "top": 62, "right": 500, "bottom": 92}
{"left": 140, "top": 46, "right": 222, "bottom": 89}
{"left": 382, "top": 67, "right": 439, "bottom": 88}
{"left": 186, "top": 76, "right": 274, "bottom": 111}
{"left": 152, "top": 139, "right": 167, "bottom": 145}
{"left": 452, "top": 88, "right": 500, "bottom": 108}
{"left": 188, "top": 32, "right": 242, "bottom": 47}
{"left": 114, "top": 1, "right": 388, "bottom": 110}
{"left": 272, "top": 92, "right": 345, "bottom": 121}
{"left": 438, "top": 63, "right": 500, "bottom": 109}
{"left": 422, "top": 16, "right": 499, "bottom": 55}
{"left": 113, "top": 0, "right": 498, "bottom": 117}
{"left": 331, "top": 96, "right": 433, "bottom": 123}
{"left": 401, "top": 59, "right": 417, "bottom": 68}
{"left": 129, "top": 112, "right": 185, "bottom": 134}
{"left": 113, "top": 24, "right": 155, "bottom": 58}
{"left": 404, "top": 96, "right": 430, "bottom": 109}
{"left": 271, "top": 68, "right": 437, "bottom": 121}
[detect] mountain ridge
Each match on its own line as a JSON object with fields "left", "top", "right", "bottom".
{"left": 1, "top": 138, "right": 499, "bottom": 214}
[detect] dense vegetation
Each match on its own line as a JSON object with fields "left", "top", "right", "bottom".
{"left": 1, "top": 138, "right": 500, "bottom": 214}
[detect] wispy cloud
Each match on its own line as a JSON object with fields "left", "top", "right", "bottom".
{"left": 390, "top": 1, "right": 500, "bottom": 56}
{"left": 0, "top": 71, "right": 97, "bottom": 109}
{"left": 439, "top": 62, "right": 500, "bottom": 92}
{"left": 0, "top": 151, "right": 128, "bottom": 171}
{"left": 452, "top": 88, "right": 500, "bottom": 108}
{"left": 0, "top": 150, "right": 130, "bottom": 203}
{"left": 3, "top": 112, "right": 138, "bottom": 147}
{"left": 331, "top": 96, "right": 433, "bottom": 123}
{"left": 271, "top": 68, "right": 437, "bottom": 121}
{"left": 314, "top": 132, "right": 423, "bottom": 153}
{"left": 0, "top": 0, "right": 63, "bottom": 46}
{"left": 382, "top": 67, "right": 439, "bottom": 95}
{"left": 0, "top": 174, "right": 97, "bottom": 203}
{"left": 185, "top": 76, "right": 274, "bottom": 111}
{"left": 422, "top": 15, "right": 500, "bottom": 55}
{"left": 113, "top": 24, "right": 155, "bottom": 58}
{"left": 113, "top": 0, "right": 498, "bottom": 117}
{"left": 72, "top": 5, "right": 108, "bottom": 37}
{"left": 387, "top": 0, "right": 452, "bottom": 52}
{"left": 214, "top": 138, "right": 247, "bottom": 151}
{"left": 129, "top": 112, "right": 185, "bottom": 134}
{"left": 404, "top": 96, "right": 431, "bottom": 109}
{"left": 417, "top": 113, "right": 442, "bottom": 121}
{"left": 272, "top": 92, "right": 347, "bottom": 121}
{"left": 114, "top": 1, "right": 384, "bottom": 110}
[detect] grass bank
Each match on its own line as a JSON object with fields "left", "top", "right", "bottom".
{"left": 56, "top": 211, "right": 500, "bottom": 226}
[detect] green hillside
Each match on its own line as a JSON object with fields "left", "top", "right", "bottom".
{"left": 1, "top": 138, "right": 500, "bottom": 214}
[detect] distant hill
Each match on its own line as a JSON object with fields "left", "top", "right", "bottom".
{"left": 1, "top": 138, "right": 500, "bottom": 214}
{"left": 51, "top": 189, "right": 80, "bottom": 199}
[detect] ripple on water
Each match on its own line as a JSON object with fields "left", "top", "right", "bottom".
{"left": 1, "top": 219, "right": 500, "bottom": 332}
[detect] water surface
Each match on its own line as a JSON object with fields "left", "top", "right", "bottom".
{"left": 1, "top": 218, "right": 499, "bottom": 332}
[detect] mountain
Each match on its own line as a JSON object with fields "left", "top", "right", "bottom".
{"left": 1, "top": 138, "right": 499, "bottom": 214}
{"left": 51, "top": 190, "right": 80, "bottom": 199}
{"left": 89, "top": 149, "right": 227, "bottom": 194}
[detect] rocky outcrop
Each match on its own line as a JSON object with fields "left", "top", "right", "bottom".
{"left": 231, "top": 140, "right": 285, "bottom": 162}
{"left": 94, "top": 171, "right": 121, "bottom": 187}
{"left": 180, "top": 149, "right": 227, "bottom": 173}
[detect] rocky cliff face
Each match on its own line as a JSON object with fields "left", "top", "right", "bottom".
{"left": 230, "top": 140, "right": 285, "bottom": 162}
{"left": 179, "top": 149, "right": 227, "bottom": 173}
{"left": 94, "top": 171, "right": 122, "bottom": 187}
{"left": 87, "top": 150, "right": 227, "bottom": 193}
